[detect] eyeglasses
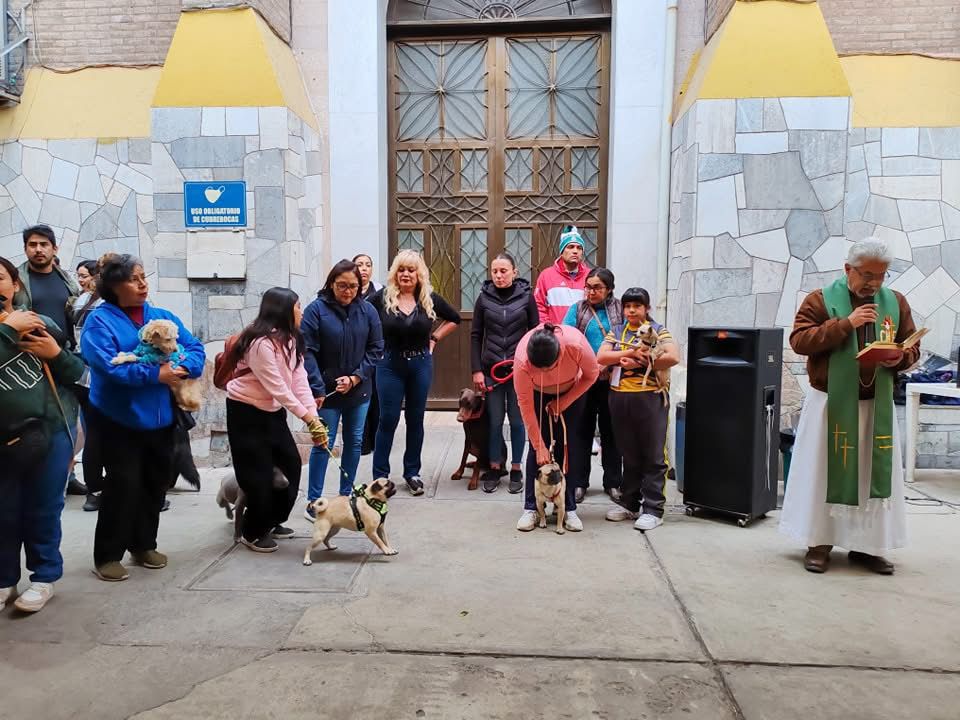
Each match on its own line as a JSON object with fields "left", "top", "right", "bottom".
{"left": 585, "top": 284, "right": 607, "bottom": 294}
{"left": 850, "top": 267, "right": 890, "bottom": 283}
{"left": 334, "top": 282, "right": 359, "bottom": 291}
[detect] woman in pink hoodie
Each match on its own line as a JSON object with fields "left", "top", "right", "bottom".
{"left": 225, "top": 288, "right": 325, "bottom": 553}
{"left": 513, "top": 322, "right": 599, "bottom": 533}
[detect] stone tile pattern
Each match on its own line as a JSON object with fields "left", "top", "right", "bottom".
{"left": 0, "top": 107, "right": 324, "bottom": 460}
{"left": 151, "top": 106, "right": 324, "bottom": 449}
{"left": 0, "top": 137, "right": 157, "bottom": 294}
{"left": 668, "top": 97, "right": 960, "bottom": 461}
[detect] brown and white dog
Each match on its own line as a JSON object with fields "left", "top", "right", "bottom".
{"left": 111, "top": 318, "right": 202, "bottom": 412}
{"left": 535, "top": 462, "right": 566, "bottom": 534}
{"left": 303, "top": 479, "right": 398, "bottom": 564}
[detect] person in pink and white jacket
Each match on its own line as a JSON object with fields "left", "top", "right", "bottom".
{"left": 533, "top": 225, "right": 591, "bottom": 325}
{"left": 225, "top": 288, "right": 326, "bottom": 553}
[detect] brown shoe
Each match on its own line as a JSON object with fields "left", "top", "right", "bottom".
{"left": 131, "top": 550, "right": 168, "bottom": 569}
{"left": 803, "top": 545, "right": 832, "bottom": 573}
{"left": 94, "top": 562, "right": 129, "bottom": 582}
{"left": 848, "top": 551, "right": 894, "bottom": 575}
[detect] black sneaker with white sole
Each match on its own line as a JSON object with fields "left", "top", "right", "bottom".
{"left": 241, "top": 536, "right": 279, "bottom": 553}
{"left": 405, "top": 476, "right": 424, "bottom": 496}
{"left": 272, "top": 525, "right": 295, "bottom": 539}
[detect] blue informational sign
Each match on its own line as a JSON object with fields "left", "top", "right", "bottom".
{"left": 183, "top": 181, "right": 247, "bottom": 228}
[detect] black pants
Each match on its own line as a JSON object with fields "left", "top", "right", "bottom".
{"left": 91, "top": 406, "right": 174, "bottom": 566}
{"left": 523, "top": 390, "right": 585, "bottom": 513}
{"left": 568, "top": 379, "right": 622, "bottom": 490}
{"left": 226, "top": 399, "right": 302, "bottom": 542}
{"left": 76, "top": 388, "right": 105, "bottom": 493}
{"left": 361, "top": 371, "right": 379, "bottom": 456}
{"left": 608, "top": 391, "right": 669, "bottom": 518}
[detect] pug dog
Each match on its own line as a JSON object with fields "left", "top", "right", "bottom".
{"left": 217, "top": 468, "right": 289, "bottom": 543}
{"left": 303, "top": 479, "right": 398, "bottom": 565}
{"left": 535, "top": 462, "right": 566, "bottom": 534}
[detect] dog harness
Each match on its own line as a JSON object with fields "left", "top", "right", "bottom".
{"left": 350, "top": 484, "right": 388, "bottom": 531}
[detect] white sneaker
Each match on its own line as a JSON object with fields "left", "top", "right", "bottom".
{"left": 13, "top": 582, "right": 53, "bottom": 613}
{"left": 563, "top": 511, "right": 583, "bottom": 532}
{"left": 0, "top": 586, "right": 15, "bottom": 610}
{"left": 605, "top": 506, "right": 639, "bottom": 522}
{"left": 516, "top": 509, "right": 537, "bottom": 532}
{"left": 634, "top": 514, "right": 663, "bottom": 532}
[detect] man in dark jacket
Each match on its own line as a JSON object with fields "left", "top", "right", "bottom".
{"left": 13, "top": 225, "right": 85, "bottom": 496}
{"left": 470, "top": 254, "right": 538, "bottom": 493}
{"left": 301, "top": 270, "right": 384, "bottom": 512}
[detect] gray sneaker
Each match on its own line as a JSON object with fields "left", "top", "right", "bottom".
{"left": 605, "top": 506, "right": 639, "bottom": 522}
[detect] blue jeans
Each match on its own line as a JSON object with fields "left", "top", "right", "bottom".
{"left": 0, "top": 429, "right": 73, "bottom": 586}
{"left": 374, "top": 352, "right": 432, "bottom": 480}
{"left": 487, "top": 380, "right": 525, "bottom": 466}
{"left": 307, "top": 401, "right": 370, "bottom": 500}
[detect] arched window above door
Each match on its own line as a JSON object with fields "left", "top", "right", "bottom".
{"left": 387, "top": 0, "right": 611, "bottom": 25}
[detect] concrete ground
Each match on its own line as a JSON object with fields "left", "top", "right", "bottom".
{"left": 3, "top": 412, "right": 960, "bottom": 719}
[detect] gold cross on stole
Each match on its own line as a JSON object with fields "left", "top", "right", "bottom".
{"left": 834, "top": 424, "right": 855, "bottom": 467}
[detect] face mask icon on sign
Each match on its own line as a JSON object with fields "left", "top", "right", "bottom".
{"left": 204, "top": 186, "right": 226, "bottom": 204}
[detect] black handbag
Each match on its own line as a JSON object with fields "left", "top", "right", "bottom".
{"left": 0, "top": 417, "right": 49, "bottom": 469}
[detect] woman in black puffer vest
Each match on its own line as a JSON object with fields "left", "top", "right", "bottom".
{"left": 470, "top": 253, "right": 538, "bottom": 494}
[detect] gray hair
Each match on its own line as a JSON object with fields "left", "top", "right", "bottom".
{"left": 847, "top": 238, "right": 893, "bottom": 267}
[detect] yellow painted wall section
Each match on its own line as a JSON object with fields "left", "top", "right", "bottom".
{"left": 153, "top": 8, "right": 317, "bottom": 129}
{"left": 677, "top": 0, "right": 850, "bottom": 117}
{"left": 842, "top": 55, "right": 960, "bottom": 128}
{"left": 0, "top": 67, "right": 159, "bottom": 140}
{"left": 153, "top": 8, "right": 284, "bottom": 108}
{"left": 258, "top": 15, "right": 319, "bottom": 130}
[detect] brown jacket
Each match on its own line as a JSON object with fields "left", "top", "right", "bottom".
{"left": 790, "top": 288, "right": 920, "bottom": 399}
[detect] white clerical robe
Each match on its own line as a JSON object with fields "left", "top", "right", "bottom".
{"left": 779, "top": 388, "right": 907, "bottom": 555}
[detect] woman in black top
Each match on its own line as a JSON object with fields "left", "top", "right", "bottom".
{"left": 368, "top": 250, "right": 461, "bottom": 495}
{"left": 470, "top": 252, "right": 538, "bottom": 494}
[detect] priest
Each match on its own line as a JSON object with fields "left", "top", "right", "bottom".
{"left": 780, "top": 239, "right": 920, "bottom": 574}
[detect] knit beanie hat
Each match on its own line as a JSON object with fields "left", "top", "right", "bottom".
{"left": 558, "top": 225, "right": 584, "bottom": 253}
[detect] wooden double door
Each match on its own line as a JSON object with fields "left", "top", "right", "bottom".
{"left": 388, "top": 31, "right": 610, "bottom": 404}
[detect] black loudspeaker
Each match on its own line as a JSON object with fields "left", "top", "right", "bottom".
{"left": 683, "top": 327, "right": 783, "bottom": 526}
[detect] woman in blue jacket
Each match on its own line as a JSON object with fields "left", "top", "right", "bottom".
{"left": 302, "top": 259, "right": 383, "bottom": 518}
{"left": 80, "top": 254, "right": 204, "bottom": 582}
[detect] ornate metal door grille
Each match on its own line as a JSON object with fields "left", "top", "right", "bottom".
{"left": 388, "top": 29, "right": 609, "bottom": 402}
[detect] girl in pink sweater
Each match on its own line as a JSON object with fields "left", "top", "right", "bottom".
{"left": 225, "top": 288, "right": 325, "bottom": 553}
{"left": 513, "top": 322, "right": 599, "bottom": 533}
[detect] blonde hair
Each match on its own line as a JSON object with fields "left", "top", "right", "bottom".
{"left": 383, "top": 250, "right": 436, "bottom": 320}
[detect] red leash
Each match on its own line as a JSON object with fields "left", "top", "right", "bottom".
{"left": 484, "top": 359, "right": 515, "bottom": 392}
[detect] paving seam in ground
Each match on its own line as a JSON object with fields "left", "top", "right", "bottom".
{"left": 641, "top": 532, "right": 748, "bottom": 720}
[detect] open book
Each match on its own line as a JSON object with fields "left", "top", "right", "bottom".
{"left": 856, "top": 327, "right": 929, "bottom": 364}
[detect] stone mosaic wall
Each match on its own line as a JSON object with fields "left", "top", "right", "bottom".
{"left": 0, "top": 137, "right": 156, "bottom": 279}
{"left": 0, "top": 107, "right": 324, "bottom": 462}
{"left": 150, "top": 106, "right": 323, "bottom": 462}
{"left": 668, "top": 96, "right": 960, "bottom": 466}
{"left": 844, "top": 126, "right": 960, "bottom": 360}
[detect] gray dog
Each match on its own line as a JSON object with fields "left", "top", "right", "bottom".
{"left": 216, "top": 468, "right": 289, "bottom": 542}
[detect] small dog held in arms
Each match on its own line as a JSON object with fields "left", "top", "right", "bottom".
{"left": 216, "top": 468, "right": 289, "bottom": 542}
{"left": 451, "top": 388, "right": 492, "bottom": 491}
{"left": 111, "top": 319, "right": 202, "bottom": 412}
{"left": 535, "top": 462, "right": 567, "bottom": 534}
{"left": 303, "top": 480, "right": 398, "bottom": 564}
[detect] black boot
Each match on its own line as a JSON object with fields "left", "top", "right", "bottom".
{"left": 82, "top": 493, "right": 100, "bottom": 512}
{"left": 66, "top": 472, "right": 88, "bottom": 496}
